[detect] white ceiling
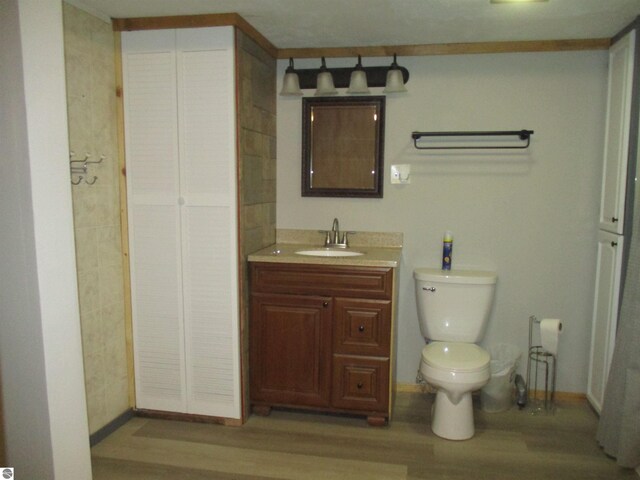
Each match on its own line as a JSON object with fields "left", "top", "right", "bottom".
{"left": 68, "top": 0, "right": 640, "bottom": 49}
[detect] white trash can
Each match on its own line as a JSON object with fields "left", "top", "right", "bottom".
{"left": 481, "top": 344, "right": 521, "bottom": 413}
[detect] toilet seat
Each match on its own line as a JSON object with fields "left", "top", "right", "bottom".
{"left": 421, "top": 342, "right": 490, "bottom": 373}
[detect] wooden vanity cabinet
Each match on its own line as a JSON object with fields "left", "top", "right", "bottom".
{"left": 249, "top": 262, "right": 394, "bottom": 425}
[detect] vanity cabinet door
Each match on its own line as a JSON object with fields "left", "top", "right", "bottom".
{"left": 250, "top": 293, "right": 333, "bottom": 408}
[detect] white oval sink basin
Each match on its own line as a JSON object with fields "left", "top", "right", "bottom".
{"left": 295, "top": 249, "right": 364, "bottom": 257}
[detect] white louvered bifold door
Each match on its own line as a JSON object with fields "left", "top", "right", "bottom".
{"left": 122, "top": 27, "right": 240, "bottom": 419}
{"left": 176, "top": 28, "right": 240, "bottom": 418}
{"left": 123, "top": 30, "right": 186, "bottom": 414}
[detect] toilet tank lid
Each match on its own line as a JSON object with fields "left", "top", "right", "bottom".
{"left": 414, "top": 268, "right": 497, "bottom": 284}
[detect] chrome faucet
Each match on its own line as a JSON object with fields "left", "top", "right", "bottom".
{"left": 331, "top": 218, "right": 340, "bottom": 244}
{"left": 321, "top": 218, "right": 353, "bottom": 248}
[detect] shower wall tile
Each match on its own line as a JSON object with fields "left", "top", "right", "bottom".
{"left": 99, "top": 263, "right": 124, "bottom": 308}
{"left": 86, "top": 386, "right": 107, "bottom": 434}
{"left": 98, "top": 226, "right": 123, "bottom": 268}
{"left": 82, "top": 337, "right": 104, "bottom": 394}
{"left": 80, "top": 309, "right": 102, "bottom": 361}
{"left": 74, "top": 227, "right": 99, "bottom": 273}
{"left": 77, "top": 269, "right": 100, "bottom": 317}
{"left": 72, "top": 186, "right": 99, "bottom": 228}
{"left": 101, "top": 302, "right": 125, "bottom": 338}
{"left": 63, "top": 2, "right": 129, "bottom": 435}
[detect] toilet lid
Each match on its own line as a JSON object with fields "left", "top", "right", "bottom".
{"left": 422, "top": 342, "right": 490, "bottom": 373}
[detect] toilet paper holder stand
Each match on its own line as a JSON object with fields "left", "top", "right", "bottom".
{"left": 526, "top": 315, "right": 557, "bottom": 412}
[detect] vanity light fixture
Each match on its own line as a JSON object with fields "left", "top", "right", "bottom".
{"left": 278, "top": 54, "right": 409, "bottom": 96}
{"left": 315, "top": 57, "right": 338, "bottom": 96}
{"left": 280, "top": 58, "right": 303, "bottom": 96}
{"left": 346, "top": 55, "right": 370, "bottom": 94}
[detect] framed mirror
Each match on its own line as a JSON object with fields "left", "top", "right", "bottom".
{"left": 302, "top": 96, "right": 385, "bottom": 198}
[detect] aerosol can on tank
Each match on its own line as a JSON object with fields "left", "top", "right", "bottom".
{"left": 442, "top": 231, "right": 453, "bottom": 270}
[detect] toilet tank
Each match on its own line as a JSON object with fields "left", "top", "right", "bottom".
{"left": 414, "top": 268, "right": 497, "bottom": 342}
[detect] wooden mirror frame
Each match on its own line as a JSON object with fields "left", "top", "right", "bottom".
{"left": 302, "top": 96, "right": 385, "bottom": 198}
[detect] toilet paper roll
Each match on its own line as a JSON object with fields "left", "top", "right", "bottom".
{"left": 540, "top": 318, "right": 562, "bottom": 356}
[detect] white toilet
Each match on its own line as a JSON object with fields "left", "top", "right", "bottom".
{"left": 414, "top": 267, "right": 497, "bottom": 440}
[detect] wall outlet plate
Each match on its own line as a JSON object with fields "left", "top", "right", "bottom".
{"left": 391, "top": 164, "right": 411, "bottom": 184}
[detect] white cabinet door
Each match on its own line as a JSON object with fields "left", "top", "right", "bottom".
{"left": 123, "top": 27, "right": 240, "bottom": 419}
{"left": 587, "top": 231, "right": 624, "bottom": 413}
{"left": 599, "top": 30, "right": 635, "bottom": 234}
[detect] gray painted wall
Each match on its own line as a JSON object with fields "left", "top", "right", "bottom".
{"left": 277, "top": 50, "right": 608, "bottom": 393}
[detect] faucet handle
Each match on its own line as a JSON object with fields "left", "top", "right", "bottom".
{"left": 319, "top": 230, "right": 331, "bottom": 246}
{"left": 342, "top": 231, "right": 356, "bottom": 247}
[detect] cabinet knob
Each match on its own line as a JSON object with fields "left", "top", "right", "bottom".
{"left": 322, "top": 301, "right": 329, "bottom": 307}
{"left": 611, "top": 241, "right": 618, "bottom": 247}
{"left": 612, "top": 217, "right": 619, "bottom": 223}
{"left": 357, "top": 382, "right": 364, "bottom": 389}
{"left": 358, "top": 325, "right": 365, "bottom": 332}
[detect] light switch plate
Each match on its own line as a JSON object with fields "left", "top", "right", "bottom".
{"left": 391, "top": 164, "right": 411, "bottom": 184}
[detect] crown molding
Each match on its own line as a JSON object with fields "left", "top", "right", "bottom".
{"left": 111, "top": 13, "right": 610, "bottom": 60}
{"left": 278, "top": 38, "right": 610, "bottom": 59}
{"left": 112, "top": 13, "right": 278, "bottom": 58}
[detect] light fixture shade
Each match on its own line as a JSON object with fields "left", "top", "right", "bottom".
{"left": 347, "top": 55, "right": 370, "bottom": 94}
{"left": 383, "top": 54, "right": 408, "bottom": 93}
{"left": 280, "top": 71, "right": 302, "bottom": 96}
{"left": 315, "top": 71, "right": 338, "bottom": 96}
{"left": 347, "top": 70, "right": 370, "bottom": 94}
{"left": 315, "top": 57, "right": 338, "bottom": 96}
{"left": 280, "top": 57, "right": 303, "bottom": 96}
{"left": 383, "top": 68, "right": 407, "bottom": 93}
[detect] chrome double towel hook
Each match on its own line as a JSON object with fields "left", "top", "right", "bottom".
{"left": 69, "top": 151, "right": 104, "bottom": 186}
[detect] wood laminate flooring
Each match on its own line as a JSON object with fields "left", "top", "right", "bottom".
{"left": 91, "top": 392, "right": 635, "bottom": 479}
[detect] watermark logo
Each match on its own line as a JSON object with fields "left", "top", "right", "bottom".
{"left": 1, "top": 468, "right": 13, "bottom": 479}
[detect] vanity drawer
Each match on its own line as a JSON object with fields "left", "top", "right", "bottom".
{"left": 334, "top": 298, "right": 391, "bottom": 356}
{"left": 332, "top": 355, "right": 389, "bottom": 412}
{"left": 251, "top": 263, "right": 393, "bottom": 299}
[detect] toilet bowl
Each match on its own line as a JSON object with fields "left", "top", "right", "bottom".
{"left": 420, "top": 341, "right": 490, "bottom": 440}
{"left": 414, "top": 268, "right": 497, "bottom": 441}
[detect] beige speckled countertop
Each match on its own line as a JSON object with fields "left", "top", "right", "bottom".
{"left": 248, "top": 229, "right": 403, "bottom": 268}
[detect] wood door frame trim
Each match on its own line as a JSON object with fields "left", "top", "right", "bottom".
{"left": 114, "top": 31, "right": 136, "bottom": 410}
